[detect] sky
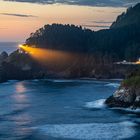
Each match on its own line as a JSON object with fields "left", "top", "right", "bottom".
{"left": 0, "top": 0, "right": 140, "bottom": 42}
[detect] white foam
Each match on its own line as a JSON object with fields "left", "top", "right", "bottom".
{"left": 111, "top": 107, "right": 140, "bottom": 114}
{"left": 107, "top": 79, "right": 123, "bottom": 81}
{"left": 46, "top": 79, "right": 111, "bottom": 84}
{"left": 85, "top": 99, "right": 106, "bottom": 109}
{"left": 52, "top": 79, "right": 75, "bottom": 83}
{"left": 36, "top": 121, "right": 137, "bottom": 140}
{"left": 105, "top": 83, "right": 120, "bottom": 88}
{"left": 31, "top": 79, "right": 39, "bottom": 82}
{"left": 122, "top": 108, "right": 140, "bottom": 113}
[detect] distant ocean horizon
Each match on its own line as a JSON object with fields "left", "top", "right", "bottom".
{"left": 0, "top": 42, "right": 21, "bottom": 54}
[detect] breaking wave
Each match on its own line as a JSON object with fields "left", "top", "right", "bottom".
{"left": 84, "top": 99, "right": 106, "bottom": 109}
{"left": 35, "top": 121, "right": 137, "bottom": 139}
{"left": 105, "top": 83, "right": 120, "bottom": 88}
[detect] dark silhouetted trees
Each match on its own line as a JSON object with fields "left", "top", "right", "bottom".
{"left": 26, "top": 3, "right": 140, "bottom": 61}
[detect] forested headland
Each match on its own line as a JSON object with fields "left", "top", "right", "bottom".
{"left": 0, "top": 3, "right": 140, "bottom": 82}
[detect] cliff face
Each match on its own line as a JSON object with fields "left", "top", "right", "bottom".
{"left": 0, "top": 65, "right": 7, "bottom": 83}
{"left": 0, "top": 52, "right": 8, "bottom": 83}
{"left": 105, "top": 87, "right": 140, "bottom": 108}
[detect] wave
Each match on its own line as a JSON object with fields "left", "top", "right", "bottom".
{"left": 124, "top": 108, "right": 140, "bottom": 113}
{"left": 0, "top": 79, "right": 121, "bottom": 86}
{"left": 51, "top": 79, "right": 75, "bottom": 83}
{"left": 45, "top": 79, "right": 113, "bottom": 84}
{"left": 105, "top": 83, "right": 120, "bottom": 88}
{"left": 35, "top": 121, "right": 137, "bottom": 140}
{"left": 84, "top": 99, "right": 106, "bottom": 109}
{"left": 112, "top": 107, "right": 140, "bottom": 114}
{"left": 108, "top": 79, "right": 123, "bottom": 81}
{"left": 1, "top": 80, "right": 19, "bottom": 85}
{"left": 31, "top": 79, "right": 40, "bottom": 82}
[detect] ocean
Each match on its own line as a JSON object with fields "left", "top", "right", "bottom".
{"left": 0, "top": 42, "right": 19, "bottom": 54}
{"left": 0, "top": 79, "right": 140, "bottom": 140}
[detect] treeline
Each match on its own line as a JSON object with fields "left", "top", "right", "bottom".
{"left": 111, "top": 3, "right": 140, "bottom": 29}
{"left": 26, "top": 24, "right": 94, "bottom": 52}
{"left": 1, "top": 3, "right": 140, "bottom": 82}
{"left": 25, "top": 3, "right": 140, "bottom": 62}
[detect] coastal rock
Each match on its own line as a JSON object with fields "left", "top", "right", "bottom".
{"left": 0, "top": 65, "right": 7, "bottom": 83}
{"left": 106, "top": 67, "right": 140, "bottom": 109}
{"left": 0, "top": 51, "right": 8, "bottom": 62}
{"left": 113, "top": 88, "right": 136, "bottom": 103}
{"left": 0, "top": 51, "right": 8, "bottom": 66}
{"left": 105, "top": 87, "right": 136, "bottom": 108}
{"left": 133, "top": 96, "right": 140, "bottom": 109}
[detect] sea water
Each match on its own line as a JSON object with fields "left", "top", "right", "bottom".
{"left": 0, "top": 79, "right": 140, "bottom": 140}
{"left": 0, "top": 42, "right": 19, "bottom": 54}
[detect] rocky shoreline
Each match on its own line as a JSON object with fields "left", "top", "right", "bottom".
{"left": 1, "top": 51, "right": 140, "bottom": 110}
{"left": 0, "top": 49, "right": 139, "bottom": 84}
{"left": 105, "top": 74, "right": 140, "bottom": 109}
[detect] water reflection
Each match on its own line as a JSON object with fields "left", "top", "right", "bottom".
{"left": 12, "top": 82, "right": 30, "bottom": 110}
{"left": 14, "top": 82, "right": 29, "bottom": 105}
{"left": 10, "top": 82, "right": 33, "bottom": 139}
{"left": 15, "top": 82, "right": 27, "bottom": 94}
{"left": 12, "top": 113, "right": 32, "bottom": 139}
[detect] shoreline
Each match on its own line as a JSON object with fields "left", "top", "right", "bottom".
{"left": 0, "top": 77, "right": 123, "bottom": 84}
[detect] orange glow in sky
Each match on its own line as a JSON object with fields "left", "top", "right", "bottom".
{"left": 0, "top": 1, "right": 126, "bottom": 42}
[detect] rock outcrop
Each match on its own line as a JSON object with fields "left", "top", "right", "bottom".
{"left": 105, "top": 73, "right": 140, "bottom": 109}
{"left": 0, "top": 51, "right": 8, "bottom": 64}
{"left": 0, "top": 65, "right": 7, "bottom": 83}
{"left": 0, "top": 52, "right": 9, "bottom": 83}
{"left": 105, "top": 87, "right": 136, "bottom": 108}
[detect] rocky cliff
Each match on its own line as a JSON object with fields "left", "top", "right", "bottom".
{"left": 105, "top": 69, "right": 140, "bottom": 109}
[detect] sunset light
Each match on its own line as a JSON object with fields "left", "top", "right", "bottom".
{"left": 136, "top": 60, "right": 140, "bottom": 64}
{"left": 0, "top": 1, "right": 140, "bottom": 139}
{"left": 0, "top": 1, "right": 126, "bottom": 42}
{"left": 18, "top": 44, "right": 80, "bottom": 71}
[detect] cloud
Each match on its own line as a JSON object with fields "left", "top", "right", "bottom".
{"left": 93, "top": 21, "right": 113, "bottom": 24}
{"left": 1, "top": 13, "right": 37, "bottom": 18}
{"left": 83, "top": 20, "right": 113, "bottom": 29}
{"left": 4, "top": 0, "right": 140, "bottom": 7}
{"left": 82, "top": 24, "right": 110, "bottom": 28}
